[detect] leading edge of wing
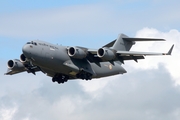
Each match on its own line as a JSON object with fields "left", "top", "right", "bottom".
{"left": 88, "top": 48, "right": 98, "bottom": 54}
{"left": 117, "top": 51, "right": 164, "bottom": 56}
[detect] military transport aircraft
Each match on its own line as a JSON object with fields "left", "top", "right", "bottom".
{"left": 5, "top": 34, "right": 174, "bottom": 84}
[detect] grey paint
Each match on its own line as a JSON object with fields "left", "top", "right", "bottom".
{"left": 5, "top": 34, "right": 174, "bottom": 84}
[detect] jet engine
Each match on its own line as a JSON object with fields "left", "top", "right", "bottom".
{"left": 68, "top": 47, "right": 87, "bottom": 59}
{"left": 20, "top": 54, "right": 28, "bottom": 63}
{"left": 97, "top": 48, "right": 116, "bottom": 60}
{"left": 7, "top": 59, "right": 25, "bottom": 71}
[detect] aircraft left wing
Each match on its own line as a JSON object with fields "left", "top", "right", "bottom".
{"left": 116, "top": 44, "right": 174, "bottom": 56}
{"left": 87, "top": 44, "right": 174, "bottom": 63}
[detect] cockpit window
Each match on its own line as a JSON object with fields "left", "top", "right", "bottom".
{"left": 26, "top": 41, "right": 37, "bottom": 45}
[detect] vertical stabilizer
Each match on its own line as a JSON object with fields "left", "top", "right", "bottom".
{"left": 112, "top": 34, "right": 135, "bottom": 51}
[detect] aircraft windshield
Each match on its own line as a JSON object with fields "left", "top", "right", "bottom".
{"left": 26, "top": 41, "right": 37, "bottom": 45}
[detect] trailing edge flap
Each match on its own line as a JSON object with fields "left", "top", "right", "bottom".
{"left": 120, "top": 56, "right": 144, "bottom": 60}
{"left": 123, "top": 38, "right": 165, "bottom": 41}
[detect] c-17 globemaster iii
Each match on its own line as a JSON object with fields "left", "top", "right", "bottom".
{"left": 5, "top": 34, "right": 174, "bottom": 84}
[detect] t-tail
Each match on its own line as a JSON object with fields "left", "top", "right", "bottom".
{"left": 111, "top": 34, "right": 165, "bottom": 51}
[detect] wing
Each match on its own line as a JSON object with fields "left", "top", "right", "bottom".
{"left": 117, "top": 44, "right": 174, "bottom": 56}
{"left": 5, "top": 59, "right": 41, "bottom": 75}
{"left": 87, "top": 44, "right": 174, "bottom": 63}
{"left": 5, "top": 66, "right": 40, "bottom": 75}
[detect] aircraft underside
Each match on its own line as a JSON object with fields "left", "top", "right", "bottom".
{"left": 51, "top": 71, "right": 93, "bottom": 84}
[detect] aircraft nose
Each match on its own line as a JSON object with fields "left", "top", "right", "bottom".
{"left": 22, "top": 44, "right": 30, "bottom": 56}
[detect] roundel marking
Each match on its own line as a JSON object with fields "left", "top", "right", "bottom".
{"left": 109, "top": 64, "right": 112, "bottom": 70}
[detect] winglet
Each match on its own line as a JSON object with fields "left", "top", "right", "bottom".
{"left": 163, "top": 44, "right": 174, "bottom": 55}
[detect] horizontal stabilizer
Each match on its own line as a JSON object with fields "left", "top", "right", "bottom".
{"left": 123, "top": 38, "right": 165, "bottom": 41}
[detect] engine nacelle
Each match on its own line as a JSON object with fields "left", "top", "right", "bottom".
{"left": 7, "top": 59, "right": 25, "bottom": 71}
{"left": 68, "top": 47, "right": 87, "bottom": 59}
{"left": 20, "top": 54, "right": 28, "bottom": 63}
{"left": 97, "top": 48, "right": 116, "bottom": 60}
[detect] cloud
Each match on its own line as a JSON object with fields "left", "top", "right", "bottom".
{"left": 0, "top": 106, "right": 17, "bottom": 120}
{"left": 128, "top": 28, "right": 180, "bottom": 84}
{"left": 1, "top": 63, "right": 180, "bottom": 120}
{"left": 82, "top": 65, "right": 180, "bottom": 120}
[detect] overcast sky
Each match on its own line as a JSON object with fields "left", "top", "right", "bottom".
{"left": 0, "top": 0, "right": 180, "bottom": 120}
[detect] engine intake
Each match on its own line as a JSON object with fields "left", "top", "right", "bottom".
{"left": 68, "top": 47, "right": 87, "bottom": 59}
{"left": 97, "top": 48, "right": 116, "bottom": 60}
{"left": 7, "top": 59, "right": 25, "bottom": 71}
{"left": 8, "top": 60, "right": 15, "bottom": 68}
{"left": 20, "top": 54, "right": 27, "bottom": 63}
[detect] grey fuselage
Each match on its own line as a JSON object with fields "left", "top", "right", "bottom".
{"left": 22, "top": 40, "right": 127, "bottom": 79}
